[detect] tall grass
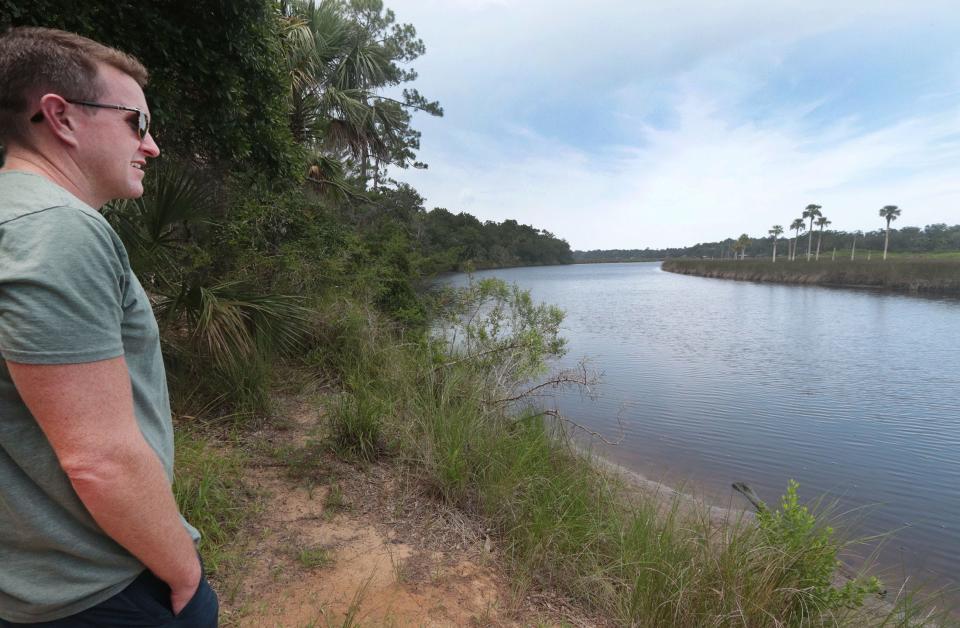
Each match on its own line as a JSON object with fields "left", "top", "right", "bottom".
{"left": 173, "top": 425, "right": 250, "bottom": 576}
{"left": 662, "top": 258, "right": 960, "bottom": 294}
{"left": 316, "top": 282, "right": 952, "bottom": 626}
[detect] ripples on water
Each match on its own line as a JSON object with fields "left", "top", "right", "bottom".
{"left": 444, "top": 262, "right": 960, "bottom": 589}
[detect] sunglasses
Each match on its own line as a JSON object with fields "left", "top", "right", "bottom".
{"left": 30, "top": 99, "right": 151, "bottom": 140}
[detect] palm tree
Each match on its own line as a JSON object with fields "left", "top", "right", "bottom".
{"left": 814, "top": 216, "right": 831, "bottom": 260}
{"left": 789, "top": 218, "right": 805, "bottom": 261}
{"left": 105, "top": 161, "right": 312, "bottom": 380}
{"left": 879, "top": 205, "right": 901, "bottom": 260}
{"left": 736, "top": 233, "right": 750, "bottom": 260}
{"left": 802, "top": 204, "right": 822, "bottom": 260}
{"left": 281, "top": 0, "right": 441, "bottom": 188}
{"left": 769, "top": 225, "right": 784, "bottom": 262}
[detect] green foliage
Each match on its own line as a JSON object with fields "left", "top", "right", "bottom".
{"left": 435, "top": 277, "right": 566, "bottom": 381}
{"left": 2, "top": 0, "right": 303, "bottom": 178}
{"left": 575, "top": 222, "right": 960, "bottom": 263}
{"left": 104, "top": 161, "right": 217, "bottom": 275}
{"left": 421, "top": 209, "right": 575, "bottom": 270}
{"left": 297, "top": 545, "right": 334, "bottom": 568}
{"left": 173, "top": 426, "right": 249, "bottom": 576}
{"left": 329, "top": 385, "right": 386, "bottom": 461}
{"left": 104, "top": 164, "right": 318, "bottom": 419}
{"left": 758, "top": 480, "right": 882, "bottom": 617}
{"left": 282, "top": 0, "right": 442, "bottom": 185}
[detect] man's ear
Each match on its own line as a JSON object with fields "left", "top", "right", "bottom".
{"left": 36, "top": 94, "right": 80, "bottom": 148}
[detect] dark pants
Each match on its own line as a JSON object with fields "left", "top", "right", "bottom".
{"left": 1, "top": 568, "right": 219, "bottom": 628}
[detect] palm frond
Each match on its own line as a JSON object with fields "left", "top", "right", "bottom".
{"left": 156, "top": 280, "right": 313, "bottom": 370}
{"left": 105, "top": 161, "right": 214, "bottom": 252}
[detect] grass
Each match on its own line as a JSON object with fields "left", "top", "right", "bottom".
{"left": 172, "top": 423, "right": 251, "bottom": 576}
{"left": 297, "top": 545, "right": 334, "bottom": 569}
{"left": 315, "top": 298, "right": 957, "bottom": 627}
{"left": 323, "top": 482, "right": 347, "bottom": 517}
{"left": 662, "top": 257, "right": 960, "bottom": 294}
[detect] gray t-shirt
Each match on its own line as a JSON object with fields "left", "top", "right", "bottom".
{"left": 0, "top": 171, "right": 200, "bottom": 623}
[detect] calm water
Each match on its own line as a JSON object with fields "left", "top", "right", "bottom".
{"left": 446, "top": 262, "right": 960, "bottom": 589}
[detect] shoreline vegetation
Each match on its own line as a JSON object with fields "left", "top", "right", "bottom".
{"left": 177, "top": 279, "right": 955, "bottom": 626}
{"left": 661, "top": 258, "right": 960, "bottom": 295}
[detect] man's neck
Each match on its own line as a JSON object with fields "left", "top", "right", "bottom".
{"left": 2, "top": 151, "right": 101, "bottom": 209}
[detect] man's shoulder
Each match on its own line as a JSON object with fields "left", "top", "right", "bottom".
{"left": 0, "top": 170, "right": 103, "bottom": 228}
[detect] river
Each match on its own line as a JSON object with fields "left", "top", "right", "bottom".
{"left": 444, "top": 261, "right": 960, "bottom": 592}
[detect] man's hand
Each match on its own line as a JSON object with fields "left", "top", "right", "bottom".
{"left": 7, "top": 357, "right": 201, "bottom": 604}
{"left": 170, "top": 559, "right": 202, "bottom": 615}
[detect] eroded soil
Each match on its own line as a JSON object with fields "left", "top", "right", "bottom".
{"left": 215, "top": 394, "right": 603, "bottom": 628}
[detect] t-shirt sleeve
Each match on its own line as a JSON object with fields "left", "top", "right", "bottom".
{"left": 0, "top": 207, "right": 126, "bottom": 364}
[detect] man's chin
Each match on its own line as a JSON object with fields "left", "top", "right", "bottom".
{"left": 122, "top": 184, "right": 145, "bottom": 199}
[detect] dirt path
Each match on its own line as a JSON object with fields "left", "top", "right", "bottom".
{"left": 216, "top": 394, "right": 599, "bottom": 628}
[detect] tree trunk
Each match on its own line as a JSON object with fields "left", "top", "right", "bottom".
{"left": 851, "top": 234, "right": 857, "bottom": 260}
{"left": 360, "top": 144, "right": 369, "bottom": 189}
{"left": 772, "top": 239, "right": 777, "bottom": 262}
{"left": 883, "top": 223, "right": 890, "bottom": 260}
{"left": 807, "top": 219, "right": 814, "bottom": 260}
{"left": 816, "top": 229, "right": 823, "bottom": 260}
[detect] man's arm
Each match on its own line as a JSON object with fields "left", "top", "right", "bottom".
{"left": 7, "top": 356, "right": 200, "bottom": 614}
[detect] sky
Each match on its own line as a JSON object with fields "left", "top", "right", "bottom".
{"left": 383, "top": 0, "right": 960, "bottom": 250}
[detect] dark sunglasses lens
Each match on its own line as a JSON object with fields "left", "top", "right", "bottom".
{"left": 137, "top": 112, "right": 149, "bottom": 139}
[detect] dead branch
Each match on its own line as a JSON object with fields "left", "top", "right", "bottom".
{"left": 436, "top": 340, "right": 527, "bottom": 370}
{"left": 484, "top": 361, "right": 597, "bottom": 407}
{"left": 535, "top": 409, "right": 625, "bottom": 446}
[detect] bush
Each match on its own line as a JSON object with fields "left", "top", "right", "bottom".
{"left": 758, "top": 480, "right": 882, "bottom": 618}
{"left": 328, "top": 384, "right": 387, "bottom": 462}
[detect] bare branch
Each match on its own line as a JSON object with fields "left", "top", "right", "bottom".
{"left": 484, "top": 362, "right": 597, "bottom": 407}
{"left": 535, "top": 409, "right": 625, "bottom": 446}
{"left": 436, "top": 340, "right": 526, "bottom": 370}
{"left": 368, "top": 93, "right": 439, "bottom": 114}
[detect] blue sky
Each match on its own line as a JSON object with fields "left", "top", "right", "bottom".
{"left": 385, "top": 0, "right": 960, "bottom": 250}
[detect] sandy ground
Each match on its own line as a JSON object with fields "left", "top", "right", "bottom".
{"left": 216, "top": 394, "right": 605, "bottom": 628}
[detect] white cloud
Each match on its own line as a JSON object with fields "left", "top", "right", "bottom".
{"left": 384, "top": 0, "right": 960, "bottom": 249}
{"left": 396, "top": 90, "right": 960, "bottom": 249}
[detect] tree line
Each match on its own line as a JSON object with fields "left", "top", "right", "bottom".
{"left": 763, "top": 204, "right": 901, "bottom": 262}
{"left": 576, "top": 217, "right": 960, "bottom": 263}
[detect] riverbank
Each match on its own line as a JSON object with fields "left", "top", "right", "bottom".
{"left": 192, "top": 389, "right": 602, "bottom": 626}
{"left": 171, "top": 283, "right": 959, "bottom": 626}
{"left": 185, "top": 384, "right": 933, "bottom": 626}
{"left": 662, "top": 258, "right": 960, "bottom": 294}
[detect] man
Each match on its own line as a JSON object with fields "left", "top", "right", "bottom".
{"left": 0, "top": 27, "right": 218, "bottom": 626}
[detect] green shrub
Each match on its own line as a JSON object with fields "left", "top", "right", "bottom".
{"left": 758, "top": 480, "right": 882, "bottom": 618}
{"left": 328, "top": 386, "right": 387, "bottom": 462}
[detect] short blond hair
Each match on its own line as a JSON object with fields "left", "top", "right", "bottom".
{"left": 0, "top": 27, "right": 149, "bottom": 149}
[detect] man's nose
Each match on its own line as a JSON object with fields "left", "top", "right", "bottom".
{"left": 141, "top": 132, "right": 160, "bottom": 158}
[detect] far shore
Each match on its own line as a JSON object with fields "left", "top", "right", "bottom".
{"left": 662, "top": 258, "right": 960, "bottom": 295}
